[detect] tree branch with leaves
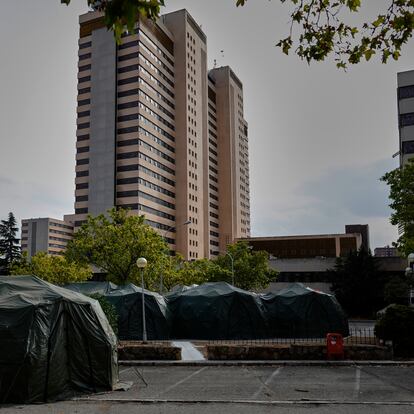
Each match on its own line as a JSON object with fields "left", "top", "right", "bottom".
{"left": 62, "top": 0, "right": 412, "bottom": 67}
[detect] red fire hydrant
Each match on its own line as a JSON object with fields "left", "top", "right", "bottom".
{"left": 326, "top": 333, "right": 344, "bottom": 360}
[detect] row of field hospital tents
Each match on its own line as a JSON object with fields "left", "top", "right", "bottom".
{"left": 64, "top": 281, "right": 349, "bottom": 340}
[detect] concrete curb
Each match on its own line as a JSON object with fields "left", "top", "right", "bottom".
{"left": 73, "top": 397, "right": 414, "bottom": 406}
{"left": 119, "top": 359, "right": 414, "bottom": 367}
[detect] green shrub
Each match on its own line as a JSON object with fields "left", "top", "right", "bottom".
{"left": 375, "top": 305, "right": 414, "bottom": 357}
{"left": 89, "top": 294, "right": 118, "bottom": 336}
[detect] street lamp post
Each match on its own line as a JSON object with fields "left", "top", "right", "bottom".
{"left": 222, "top": 245, "right": 253, "bottom": 287}
{"left": 160, "top": 220, "right": 191, "bottom": 294}
{"left": 136, "top": 257, "right": 148, "bottom": 342}
{"left": 225, "top": 252, "right": 235, "bottom": 286}
{"left": 407, "top": 253, "right": 414, "bottom": 306}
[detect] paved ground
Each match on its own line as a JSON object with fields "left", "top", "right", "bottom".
{"left": 2, "top": 365, "right": 414, "bottom": 413}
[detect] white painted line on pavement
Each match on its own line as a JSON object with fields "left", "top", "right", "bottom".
{"left": 159, "top": 367, "right": 207, "bottom": 395}
{"left": 354, "top": 366, "right": 361, "bottom": 398}
{"left": 252, "top": 367, "right": 282, "bottom": 399}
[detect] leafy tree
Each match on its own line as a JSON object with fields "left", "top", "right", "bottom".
{"left": 0, "top": 212, "right": 21, "bottom": 274}
{"left": 375, "top": 304, "right": 414, "bottom": 357}
{"left": 10, "top": 252, "right": 92, "bottom": 284}
{"left": 384, "top": 274, "right": 413, "bottom": 305}
{"left": 65, "top": 208, "right": 171, "bottom": 289}
{"left": 381, "top": 159, "right": 414, "bottom": 257}
{"left": 331, "top": 248, "right": 384, "bottom": 317}
{"left": 89, "top": 293, "right": 119, "bottom": 335}
{"left": 62, "top": 0, "right": 413, "bottom": 67}
{"left": 211, "top": 241, "right": 278, "bottom": 291}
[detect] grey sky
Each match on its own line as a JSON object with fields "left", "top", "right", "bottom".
{"left": 0, "top": 0, "right": 413, "bottom": 249}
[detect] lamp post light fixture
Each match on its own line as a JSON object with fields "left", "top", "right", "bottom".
{"left": 160, "top": 220, "right": 192, "bottom": 294}
{"left": 136, "top": 257, "right": 148, "bottom": 342}
{"left": 407, "top": 253, "right": 414, "bottom": 306}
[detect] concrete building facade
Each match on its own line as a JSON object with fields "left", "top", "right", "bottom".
{"left": 73, "top": 9, "right": 250, "bottom": 260}
{"left": 398, "top": 69, "right": 414, "bottom": 166}
{"left": 21, "top": 216, "right": 74, "bottom": 258}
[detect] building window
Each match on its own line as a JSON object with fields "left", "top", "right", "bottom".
{"left": 75, "top": 208, "right": 88, "bottom": 214}
{"left": 400, "top": 112, "right": 414, "bottom": 127}
{"left": 76, "top": 158, "right": 89, "bottom": 165}
{"left": 399, "top": 85, "right": 414, "bottom": 100}
{"left": 79, "top": 53, "right": 91, "bottom": 61}
{"left": 78, "top": 76, "right": 91, "bottom": 83}
{"left": 78, "top": 123, "right": 90, "bottom": 130}
{"left": 76, "top": 183, "right": 89, "bottom": 189}
{"left": 76, "top": 195, "right": 88, "bottom": 202}
{"left": 402, "top": 140, "right": 414, "bottom": 155}
{"left": 76, "top": 170, "right": 89, "bottom": 177}
{"left": 77, "top": 146, "right": 89, "bottom": 153}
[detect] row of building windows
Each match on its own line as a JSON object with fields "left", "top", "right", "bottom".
{"left": 116, "top": 190, "right": 175, "bottom": 210}
{"left": 78, "top": 111, "right": 91, "bottom": 118}
{"left": 210, "top": 221, "right": 219, "bottom": 229}
{"left": 50, "top": 222, "right": 73, "bottom": 230}
{"left": 76, "top": 182, "right": 89, "bottom": 190}
{"left": 49, "top": 236, "right": 71, "bottom": 243}
{"left": 118, "top": 79, "right": 175, "bottom": 111}
{"left": 78, "top": 87, "right": 90, "bottom": 95}
{"left": 138, "top": 88, "right": 175, "bottom": 119}
{"left": 117, "top": 152, "right": 174, "bottom": 175}
{"left": 399, "top": 85, "right": 414, "bottom": 100}
{"left": 139, "top": 114, "right": 174, "bottom": 141}
{"left": 76, "top": 170, "right": 88, "bottom": 177}
{"left": 139, "top": 52, "right": 174, "bottom": 88}
{"left": 79, "top": 52, "right": 91, "bottom": 61}
{"left": 49, "top": 243, "right": 66, "bottom": 249}
{"left": 138, "top": 65, "right": 174, "bottom": 98}
{"left": 118, "top": 203, "right": 175, "bottom": 221}
{"left": 50, "top": 228, "right": 73, "bottom": 237}
{"left": 139, "top": 164, "right": 175, "bottom": 187}
{"left": 79, "top": 41, "right": 91, "bottom": 50}
{"left": 400, "top": 112, "right": 414, "bottom": 127}
{"left": 77, "top": 145, "right": 89, "bottom": 153}
{"left": 78, "top": 99, "right": 90, "bottom": 107}
{"left": 76, "top": 195, "right": 88, "bottom": 202}
{"left": 79, "top": 76, "right": 91, "bottom": 84}
{"left": 79, "top": 64, "right": 91, "bottom": 72}
{"left": 139, "top": 29, "right": 174, "bottom": 66}
{"left": 138, "top": 101, "right": 175, "bottom": 130}
{"left": 140, "top": 40, "right": 174, "bottom": 77}
{"left": 76, "top": 158, "right": 89, "bottom": 166}
{"left": 145, "top": 218, "right": 176, "bottom": 236}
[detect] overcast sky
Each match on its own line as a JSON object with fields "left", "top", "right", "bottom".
{"left": 0, "top": 0, "right": 413, "bottom": 249}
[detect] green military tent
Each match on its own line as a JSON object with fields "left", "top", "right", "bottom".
{"left": 261, "top": 283, "right": 349, "bottom": 338}
{"left": 167, "top": 282, "right": 268, "bottom": 340}
{"left": 0, "top": 276, "right": 118, "bottom": 403}
{"left": 64, "top": 282, "right": 171, "bottom": 340}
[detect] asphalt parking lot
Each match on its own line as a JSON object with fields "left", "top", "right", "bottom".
{"left": 2, "top": 365, "right": 414, "bottom": 413}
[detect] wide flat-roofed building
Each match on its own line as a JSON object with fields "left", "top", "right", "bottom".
{"left": 21, "top": 216, "right": 74, "bottom": 258}
{"left": 72, "top": 9, "right": 250, "bottom": 260}
{"left": 240, "top": 224, "right": 368, "bottom": 259}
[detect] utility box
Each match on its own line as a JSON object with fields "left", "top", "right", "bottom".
{"left": 326, "top": 333, "right": 344, "bottom": 359}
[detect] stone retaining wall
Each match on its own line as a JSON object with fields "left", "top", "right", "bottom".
{"left": 119, "top": 343, "right": 181, "bottom": 360}
{"left": 206, "top": 344, "right": 392, "bottom": 360}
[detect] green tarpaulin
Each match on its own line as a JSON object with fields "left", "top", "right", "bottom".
{"left": 65, "top": 282, "right": 171, "bottom": 340}
{"left": 0, "top": 276, "right": 118, "bottom": 403}
{"left": 167, "top": 282, "right": 268, "bottom": 340}
{"left": 262, "top": 283, "right": 349, "bottom": 337}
